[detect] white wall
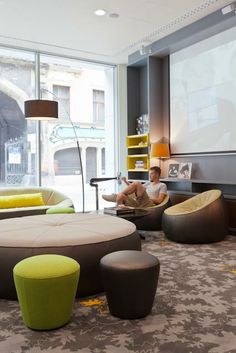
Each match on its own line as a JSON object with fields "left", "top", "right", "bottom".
{"left": 117, "top": 64, "right": 127, "bottom": 189}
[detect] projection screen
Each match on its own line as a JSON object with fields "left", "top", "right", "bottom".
{"left": 170, "top": 26, "right": 236, "bottom": 154}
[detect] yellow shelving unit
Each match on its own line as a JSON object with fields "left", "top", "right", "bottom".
{"left": 126, "top": 134, "right": 149, "bottom": 149}
{"left": 126, "top": 134, "right": 149, "bottom": 173}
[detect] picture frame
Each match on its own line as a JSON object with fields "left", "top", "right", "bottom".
{"left": 178, "top": 162, "right": 192, "bottom": 179}
{"left": 167, "top": 163, "right": 180, "bottom": 178}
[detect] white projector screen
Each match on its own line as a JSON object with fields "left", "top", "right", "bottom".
{"left": 170, "top": 26, "right": 236, "bottom": 154}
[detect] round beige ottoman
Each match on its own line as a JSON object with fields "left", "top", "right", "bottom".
{"left": 0, "top": 213, "right": 141, "bottom": 299}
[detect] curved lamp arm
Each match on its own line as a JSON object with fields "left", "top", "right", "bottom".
{"left": 41, "top": 88, "right": 85, "bottom": 213}
{"left": 24, "top": 88, "right": 85, "bottom": 213}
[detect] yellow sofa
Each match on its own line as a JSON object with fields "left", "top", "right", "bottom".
{"left": 0, "top": 187, "right": 73, "bottom": 219}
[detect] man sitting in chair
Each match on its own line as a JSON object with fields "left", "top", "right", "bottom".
{"left": 102, "top": 166, "right": 167, "bottom": 208}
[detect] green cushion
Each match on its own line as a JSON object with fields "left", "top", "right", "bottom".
{"left": 0, "top": 193, "right": 45, "bottom": 209}
{"left": 46, "top": 207, "right": 75, "bottom": 214}
{"left": 14, "top": 254, "right": 79, "bottom": 279}
{"left": 13, "top": 255, "right": 80, "bottom": 330}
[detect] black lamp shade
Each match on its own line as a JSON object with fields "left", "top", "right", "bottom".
{"left": 25, "top": 100, "right": 58, "bottom": 120}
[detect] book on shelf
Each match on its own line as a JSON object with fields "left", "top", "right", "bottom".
{"left": 104, "top": 206, "right": 135, "bottom": 215}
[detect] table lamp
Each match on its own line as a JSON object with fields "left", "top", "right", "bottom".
{"left": 150, "top": 143, "right": 170, "bottom": 166}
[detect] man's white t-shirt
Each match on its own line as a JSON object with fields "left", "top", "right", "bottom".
{"left": 144, "top": 182, "right": 167, "bottom": 199}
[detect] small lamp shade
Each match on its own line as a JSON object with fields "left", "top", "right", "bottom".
{"left": 25, "top": 100, "right": 58, "bottom": 120}
{"left": 151, "top": 143, "right": 170, "bottom": 158}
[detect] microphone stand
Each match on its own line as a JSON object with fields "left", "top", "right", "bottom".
{"left": 90, "top": 173, "right": 121, "bottom": 210}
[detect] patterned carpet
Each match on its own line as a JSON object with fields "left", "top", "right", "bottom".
{"left": 0, "top": 231, "right": 236, "bottom": 353}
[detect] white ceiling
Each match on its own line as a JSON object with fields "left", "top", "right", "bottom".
{"left": 0, "top": 0, "right": 233, "bottom": 64}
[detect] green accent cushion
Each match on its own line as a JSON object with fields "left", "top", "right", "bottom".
{"left": 13, "top": 254, "right": 80, "bottom": 330}
{"left": 14, "top": 254, "right": 79, "bottom": 279}
{"left": 0, "top": 193, "right": 45, "bottom": 209}
{"left": 46, "top": 206, "right": 75, "bottom": 214}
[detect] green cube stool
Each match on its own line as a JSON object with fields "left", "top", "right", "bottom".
{"left": 46, "top": 207, "right": 75, "bottom": 214}
{"left": 13, "top": 254, "right": 80, "bottom": 330}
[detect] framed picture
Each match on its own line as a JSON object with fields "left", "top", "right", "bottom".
{"left": 178, "top": 163, "right": 192, "bottom": 179}
{"left": 167, "top": 163, "right": 180, "bottom": 178}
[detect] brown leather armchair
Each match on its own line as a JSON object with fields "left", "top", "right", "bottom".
{"left": 134, "top": 194, "right": 171, "bottom": 231}
{"left": 162, "top": 190, "right": 228, "bottom": 243}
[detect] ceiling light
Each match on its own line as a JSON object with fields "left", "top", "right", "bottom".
{"left": 94, "top": 9, "right": 106, "bottom": 16}
{"left": 109, "top": 13, "right": 119, "bottom": 19}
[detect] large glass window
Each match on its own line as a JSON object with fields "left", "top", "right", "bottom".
{"left": 0, "top": 48, "right": 36, "bottom": 187}
{"left": 93, "top": 89, "right": 105, "bottom": 123}
{"left": 40, "top": 55, "right": 116, "bottom": 211}
{"left": 0, "top": 47, "right": 116, "bottom": 211}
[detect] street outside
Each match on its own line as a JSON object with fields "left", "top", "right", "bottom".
{"left": 43, "top": 175, "right": 117, "bottom": 212}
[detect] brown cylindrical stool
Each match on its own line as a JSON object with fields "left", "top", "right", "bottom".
{"left": 100, "top": 250, "right": 160, "bottom": 319}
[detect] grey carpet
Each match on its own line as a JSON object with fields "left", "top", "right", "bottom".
{"left": 0, "top": 231, "right": 236, "bottom": 353}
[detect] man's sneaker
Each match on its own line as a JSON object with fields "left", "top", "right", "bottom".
{"left": 102, "top": 193, "right": 117, "bottom": 202}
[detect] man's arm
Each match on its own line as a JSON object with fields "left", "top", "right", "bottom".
{"left": 150, "top": 193, "right": 166, "bottom": 205}
{"left": 121, "top": 176, "right": 130, "bottom": 186}
{"left": 150, "top": 183, "right": 167, "bottom": 205}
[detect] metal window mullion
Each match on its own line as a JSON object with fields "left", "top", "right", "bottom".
{"left": 35, "top": 52, "right": 42, "bottom": 186}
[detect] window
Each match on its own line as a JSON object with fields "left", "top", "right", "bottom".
{"left": 93, "top": 89, "right": 105, "bottom": 123}
{"left": 54, "top": 148, "right": 81, "bottom": 175}
{"left": 0, "top": 48, "right": 116, "bottom": 211}
{"left": 40, "top": 55, "right": 116, "bottom": 211}
{"left": 86, "top": 147, "right": 97, "bottom": 183}
{"left": 0, "top": 48, "right": 36, "bottom": 187}
{"left": 101, "top": 148, "right": 105, "bottom": 175}
{"left": 53, "top": 85, "right": 70, "bottom": 120}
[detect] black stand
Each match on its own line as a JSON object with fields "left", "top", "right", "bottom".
{"left": 90, "top": 176, "right": 120, "bottom": 211}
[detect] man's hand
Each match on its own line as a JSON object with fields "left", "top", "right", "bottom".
{"left": 121, "top": 176, "right": 130, "bottom": 186}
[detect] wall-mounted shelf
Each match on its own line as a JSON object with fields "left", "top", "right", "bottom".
{"left": 127, "top": 134, "right": 149, "bottom": 148}
{"left": 127, "top": 134, "right": 149, "bottom": 179}
{"left": 127, "top": 154, "right": 149, "bottom": 171}
{"left": 161, "top": 178, "right": 236, "bottom": 198}
{"left": 128, "top": 145, "right": 148, "bottom": 149}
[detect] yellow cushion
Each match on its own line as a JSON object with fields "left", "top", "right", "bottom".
{"left": 0, "top": 193, "right": 45, "bottom": 209}
{"left": 165, "top": 190, "right": 221, "bottom": 216}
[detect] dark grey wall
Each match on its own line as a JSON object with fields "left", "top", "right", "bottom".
{"left": 148, "top": 57, "right": 163, "bottom": 143}
{"left": 127, "top": 64, "right": 148, "bottom": 134}
{"left": 162, "top": 154, "right": 236, "bottom": 183}
{"left": 140, "top": 65, "right": 148, "bottom": 116}
{"left": 128, "top": 2, "right": 236, "bottom": 184}
{"left": 129, "top": 3, "right": 236, "bottom": 65}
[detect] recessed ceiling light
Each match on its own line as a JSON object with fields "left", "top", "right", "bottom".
{"left": 94, "top": 9, "right": 106, "bottom": 16}
{"left": 109, "top": 13, "right": 119, "bottom": 19}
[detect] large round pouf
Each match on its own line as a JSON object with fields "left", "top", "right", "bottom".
{"left": 100, "top": 250, "right": 160, "bottom": 319}
{"left": 0, "top": 213, "right": 140, "bottom": 299}
{"left": 13, "top": 254, "right": 80, "bottom": 330}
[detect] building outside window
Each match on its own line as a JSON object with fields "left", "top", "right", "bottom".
{"left": 52, "top": 85, "right": 70, "bottom": 120}
{"left": 0, "top": 47, "right": 37, "bottom": 187}
{"left": 93, "top": 89, "right": 105, "bottom": 124}
{"left": 101, "top": 147, "right": 105, "bottom": 175}
{"left": 40, "top": 55, "right": 116, "bottom": 211}
{"left": 0, "top": 47, "right": 116, "bottom": 212}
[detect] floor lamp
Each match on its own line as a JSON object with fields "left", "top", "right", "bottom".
{"left": 24, "top": 92, "right": 85, "bottom": 213}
